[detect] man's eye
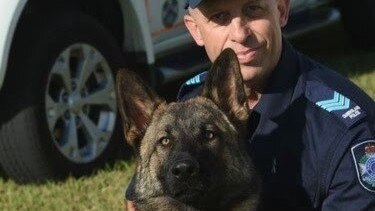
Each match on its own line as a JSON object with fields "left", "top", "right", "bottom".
{"left": 211, "top": 12, "right": 230, "bottom": 25}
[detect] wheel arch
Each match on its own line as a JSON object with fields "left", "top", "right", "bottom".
{"left": 0, "top": 0, "right": 28, "bottom": 91}
{"left": 119, "top": 0, "right": 155, "bottom": 65}
{"left": 1, "top": 0, "right": 155, "bottom": 92}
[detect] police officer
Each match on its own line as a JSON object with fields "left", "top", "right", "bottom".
{"left": 127, "top": 0, "right": 375, "bottom": 210}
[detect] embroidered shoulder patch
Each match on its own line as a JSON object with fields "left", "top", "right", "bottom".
{"left": 351, "top": 140, "right": 375, "bottom": 193}
{"left": 305, "top": 81, "right": 366, "bottom": 128}
{"left": 177, "top": 71, "right": 207, "bottom": 101}
{"left": 185, "top": 71, "right": 207, "bottom": 86}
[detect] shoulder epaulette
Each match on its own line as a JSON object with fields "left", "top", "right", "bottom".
{"left": 305, "top": 81, "right": 367, "bottom": 128}
{"left": 184, "top": 71, "right": 207, "bottom": 86}
{"left": 177, "top": 71, "right": 207, "bottom": 101}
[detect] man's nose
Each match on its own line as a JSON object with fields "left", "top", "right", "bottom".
{"left": 230, "top": 17, "right": 250, "bottom": 43}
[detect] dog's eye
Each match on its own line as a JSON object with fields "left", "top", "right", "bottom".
{"left": 159, "top": 137, "right": 171, "bottom": 147}
{"left": 205, "top": 130, "right": 216, "bottom": 140}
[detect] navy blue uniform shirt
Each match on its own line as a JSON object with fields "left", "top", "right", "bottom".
{"left": 176, "top": 39, "right": 375, "bottom": 210}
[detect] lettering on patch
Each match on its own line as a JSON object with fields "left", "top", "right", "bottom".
{"left": 342, "top": 106, "right": 362, "bottom": 119}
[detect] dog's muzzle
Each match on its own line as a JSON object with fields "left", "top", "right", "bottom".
{"left": 165, "top": 157, "right": 205, "bottom": 200}
{"left": 171, "top": 159, "right": 199, "bottom": 180}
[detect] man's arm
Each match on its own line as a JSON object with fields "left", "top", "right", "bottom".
{"left": 322, "top": 139, "right": 375, "bottom": 210}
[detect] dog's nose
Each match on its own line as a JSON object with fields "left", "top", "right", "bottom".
{"left": 171, "top": 161, "right": 199, "bottom": 179}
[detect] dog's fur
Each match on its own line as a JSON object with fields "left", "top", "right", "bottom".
{"left": 116, "top": 49, "right": 260, "bottom": 210}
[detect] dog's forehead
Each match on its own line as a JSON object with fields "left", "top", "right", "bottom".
{"left": 153, "top": 97, "right": 225, "bottom": 127}
{"left": 168, "top": 97, "right": 220, "bottom": 118}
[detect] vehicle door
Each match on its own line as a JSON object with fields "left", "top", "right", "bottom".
{"left": 146, "top": 0, "right": 189, "bottom": 53}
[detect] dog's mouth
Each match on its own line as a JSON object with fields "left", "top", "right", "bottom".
{"left": 167, "top": 181, "right": 205, "bottom": 198}
{"left": 172, "top": 187, "right": 205, "bottom": 203}
{"left": 174, "top": 186, "right": 204, "bottom": 195}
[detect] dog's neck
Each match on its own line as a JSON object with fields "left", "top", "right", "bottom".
{"left": 189, "top": 181, "right": 259, "bottom": 210}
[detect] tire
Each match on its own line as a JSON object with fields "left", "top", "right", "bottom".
{"left": 336, "top": 0, "right": 375, "bottom": 49}
{"left": 0, "top": 12, "right": 126, "bottom": 183}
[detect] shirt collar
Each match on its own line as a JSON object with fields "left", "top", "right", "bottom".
{"left": 253, "top": 38, "right": 301, "bottom": 119}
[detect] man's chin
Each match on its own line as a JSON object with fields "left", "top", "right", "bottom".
{"left": 240, "top": 67, "right": 260, "bottom": 82}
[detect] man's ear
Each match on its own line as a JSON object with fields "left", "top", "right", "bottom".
{"left": 115, "top": 69, "right": 165, "bottom": 150}
{"left": 201, "top": 48, "right": 250, "bottom": 134}
{"left": 184, "top": 13, "right": 204, "bottom": 46}
{"left": 277, "top": 0, "right": 290, "bottom": 27}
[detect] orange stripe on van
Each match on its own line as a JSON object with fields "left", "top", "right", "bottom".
{"left": 151, "top": 21, "right": 185, "bottom": 37}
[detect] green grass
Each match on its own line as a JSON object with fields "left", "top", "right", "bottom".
{"left": 0, "top": 21, "right": 374, "bottom": 211}
{"left": 0, "top": 161, "right": 135, "bottom": 211}
{"left": 349, "top": 71, "right": 375, "bottom": 98}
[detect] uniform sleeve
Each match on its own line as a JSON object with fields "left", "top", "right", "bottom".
{"left": 321, "top": 139, "right": 375, "bottom": 211}
{"left": 176, "top": 71, "right": 207, "bottom": 101}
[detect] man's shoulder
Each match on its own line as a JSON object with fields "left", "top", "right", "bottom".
{"left": 281, "top": 47, "right": 373, "bottom": 129}
{"left": 304, "top": 80, "right": 371, "bottom": 128}
{"left": 299, "top": 60, "right": 374, "bottom": 131}
{"left": 177, "top": 71, "right": 207, "bottom": 101}
{"left": 297, "top": 61, "right": 375, "bottom": 195}
{"left": 300, "top": 55, "right": 372, "bottom": 105}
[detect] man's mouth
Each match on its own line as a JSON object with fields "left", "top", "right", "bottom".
{"left": 236, "top": 47, "right": 261, "bottom": 64}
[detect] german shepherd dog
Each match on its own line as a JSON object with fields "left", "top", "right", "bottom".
{"left": 116, "top": 49, "right": 260, "bottom": 210}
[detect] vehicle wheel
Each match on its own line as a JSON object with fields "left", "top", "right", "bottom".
{"left": 0, "top": 12, "right": 126, "bottom": 183}
{"left": 336, "top": 0, "right": 375, "bottom": 49}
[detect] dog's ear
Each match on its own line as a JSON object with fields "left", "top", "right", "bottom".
{"left": 201, "top": 48, "right": 250, "bottom": 134}
{"left": 116, "top": 69, "right": 165, "bottom": 149}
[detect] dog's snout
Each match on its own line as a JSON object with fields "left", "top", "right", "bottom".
{"left": 171, "top": 161, "right": 199, "bottom": 179}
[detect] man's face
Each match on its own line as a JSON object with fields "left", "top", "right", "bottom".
{"left": 184, "top": 0, "right": 290, "bottom": 88}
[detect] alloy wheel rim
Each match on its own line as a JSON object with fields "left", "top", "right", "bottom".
{"left": 45, "top": 43, "right": 117, "bottom": 163}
